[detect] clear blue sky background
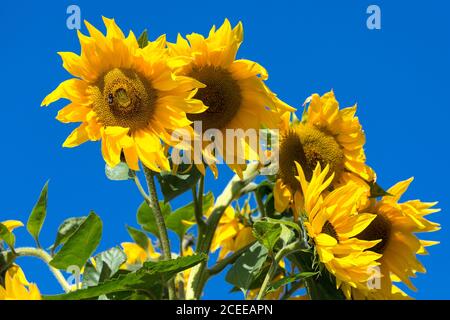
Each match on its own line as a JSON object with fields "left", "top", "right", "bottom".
{"left": 1, "top": 0, "right": 449, "bottom": 299}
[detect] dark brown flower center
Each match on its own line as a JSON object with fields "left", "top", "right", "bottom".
{"left": 187, "top": 65, "right": 242, "bottom": 131}
{"left": 278, "top": 124, "right": 345, "bottom": 190}
{"left": 91, "top": 68, "right": 157, "bottom": 131}
{"left": 322, "top": 220, "right": 339, "bottom": 242}
{"left": 278, "top": 129, "right": 308, "bottom": 190}
{"left": 356, "top": 213, "right": 392, "bottom": 254}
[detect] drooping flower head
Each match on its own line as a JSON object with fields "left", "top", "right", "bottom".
{"left": 295, "top": 162, "right": 381, "bottom": 297}
{"left": 42, "top": 17, "right": 206, "bottom": 172}
{"left": 352, "top": 178, "right": 440, "bottom": 299}
{"left": 274, "top": 91, "right": 374, "bottom": 214}
{"left": 168, "top": 19, "right": 294, "bottom": 177}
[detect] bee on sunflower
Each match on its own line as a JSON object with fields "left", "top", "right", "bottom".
{"left": 274, "top": 90, "right": 374, "bottom": 216}
{"left": 42, "top": 17, "right": 207, "bottom": 172}
{"left": 167, "top": 19, "right": 294, "bottom": 177}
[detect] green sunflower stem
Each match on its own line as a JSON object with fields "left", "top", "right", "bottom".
{"left": 185, "top": 163, "right": 260, "bottom": 300}
{"left": 192, "top": 176, "right": 206, "bottom": 234}
{"left": 142, "top": 166, "right": 176, "bottom": 300}
{"left": 256, "top": 241, "right": 303, "bottom": 300}
{"left": 254, "top": 190, "right": 266, "bottom": 217}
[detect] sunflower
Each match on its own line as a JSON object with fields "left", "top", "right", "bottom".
{"left": 167, "top": 19, "right": 294, "bottom": 177}
{"left": 42, "top": 17, "right": 206, "bottom": 172}
{"left": 0, "top": 265, "right": 41, "bottom": 300}
{"left": 274, "top": 91, "right": 374, "bottom": 215}
{"left": 121, "top": 238, "right": 160, "bottom": 269}
{"left": 351, "top": 178, "right": 440, "bottom": 299}
{"left": 295, "top": 162, "right": 382, "bottom": 297}
{"left": 209, "top": 203, "right": 255, "bottom": 260}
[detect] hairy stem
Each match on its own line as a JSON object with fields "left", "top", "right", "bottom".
{"left": 254, "top": 191, "right": 266, "bottom": 217}
{"left": 256, "top": 241, "right": 303, "bottom": 300}
{"left": 10, "top": 247, "right": 71, "bottom": 293}
{"left": 192, "top": 177, "right": 206, "bottom": 234}
{"left": 185, "top": 163, "right": 260, "bottom": 299}
{"left": 139, "top": 167, "right": 176, "bottom": 300}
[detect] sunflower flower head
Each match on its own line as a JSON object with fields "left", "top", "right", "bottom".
{"left": 352, "top": 177, "right": 440, "bottom": 299}
{"left": 168, "top": 19, "right": 294, "bottom": 177}
{"left": 274, "top": 91, "right": 374, "bottom": 214}
{"left": 42, "top": 17, "right": 206, "bottom": 172}
{"left": 295, "top": 162, "right": 382, "bottom": 298}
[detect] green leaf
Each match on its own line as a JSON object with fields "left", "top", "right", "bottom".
{"left": 50, "top": 212, "right": 103, "bottom": 270}
{"left": 105, "top": 163, "right": 132, "bottom": 181}
{"left": 369, "top": 182, "right": 392, "bottom": 198}
{"left": 82, "top": 247, "right": 127, "bottom": 288}
{"left": 225, "top": 242, "right": 268, "bottom": 292}
{"left": 156, "top": 162, "right": 202, "bottom": 203}
{"left": 165, "top": 192, "right": 214, "bottom": 238}
{"left": 136, "top": 201, "right": 171, "bottom": 238}
{"left": 126, "top": 226, "right": 149, "bottom": 250}
{"left": 0, "top": 223, "right": 15, "bottom": 249}
{"left": 252, "top": 220, "right": 282, "bottom": 253}
{"left": 266, "top": 271, "right": 318, "bottom": 294}
{"left": 137, "top": 29, "right": 148, "bottom": 48}
{"left": 50, "top": 217, "right": 86, "bottom": 254}
{"left": 26, "top": 181, "right": 49, "bottom": 246}
{"left": 278, "top": 224, "right": 295, "bottom": 246}
{"left": 44, "top": 254, "right": 206, "bottom": 300}
{"left": 266, "top": 217, "right": 302, "bottom": 234}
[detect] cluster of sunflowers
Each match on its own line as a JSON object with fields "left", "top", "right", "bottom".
{"left": 0, "top": 17, "right": 440, "bottom": 300}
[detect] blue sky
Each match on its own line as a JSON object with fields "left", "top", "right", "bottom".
{"left": 1, "top": 0, "right": 449, "bottom": 299}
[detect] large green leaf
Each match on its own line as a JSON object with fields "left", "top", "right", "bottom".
{"left": 50, "top": 217, "right": 86, "bottom": 255}
{"left": 82, "top": 247, "right": 127, "bottom": 288}
{"left": 225, "top": 242, "right": 268, "bottom": 292}
{"left": 156, "top": 162, "right": 202, "bottom": 203}
{"left": 26, "top": 181, "right": 49, "bottom": 246}
{"left": 166, "top": 192, "right": 214, "bottom": 238}
{"left": 265, "top": 217, "right": 302, "bottom": 234}
{"left": 126, "top": 226, "right": 149, "bottom": 250}
{"left": 136, "top": 201, "right": 171, "bottom": 238}
{"left": 252, "top": 220, "right": 282, "bottom": 253}
{"left": 0, "top": 223, "right": 15, "bottom": 249}
{"left": 50, "top": 212, "right": 102, "bottom": 270}
{"left": 44, "top": 254, "right": 206, "bottom": 300}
